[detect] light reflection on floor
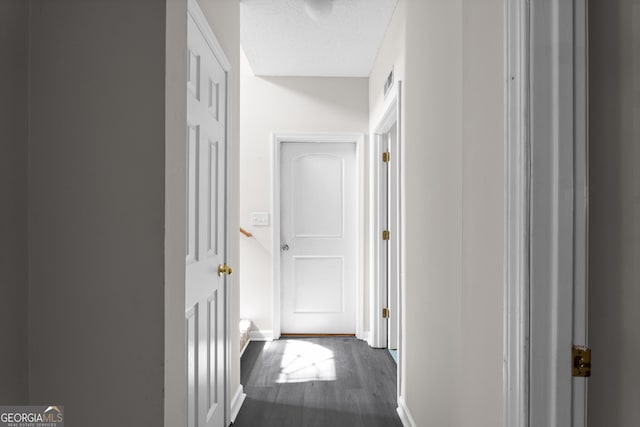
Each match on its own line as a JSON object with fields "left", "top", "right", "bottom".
{"left": 276, "top": 340, "right": 336, "bottom": 384}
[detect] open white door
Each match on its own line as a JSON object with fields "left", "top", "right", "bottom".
{"left": 505, "top": 1, "right": 589, "bottom": 426}
{"left": 185, "top": 3, "right": 231, "bottom": 427}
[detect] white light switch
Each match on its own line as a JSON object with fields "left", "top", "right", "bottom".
{"left": 250, "top": 212, "right": 269, "bottom": 226}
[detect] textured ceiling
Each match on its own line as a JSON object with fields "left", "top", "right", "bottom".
{"left": 240, "top": 0, "right": 399, "bottom": 77}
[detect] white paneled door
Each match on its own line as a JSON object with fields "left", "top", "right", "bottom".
{"left": 186, "top": 10, "right": 228, "bottom": 427}
{"left": 280, "top": 142, "right": 356, "bottom": 334}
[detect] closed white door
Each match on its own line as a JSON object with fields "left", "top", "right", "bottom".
{"left": 280, "top": 142, "right": 357, "bottom": 334}
{"left": 185, "top": 11, "right": 227, "bottom": 427}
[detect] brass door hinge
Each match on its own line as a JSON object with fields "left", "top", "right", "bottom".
{"left": 382, "top": 308, "right": 390, "bottom": 319}
{"left": 382, "top": 151, "right": 390, "bottom": 163}
{"left": 382, "top": 230, "right": 390, "bottom": 240}
{"left": 572, "top": 345, "right": 591, "bottom": 377}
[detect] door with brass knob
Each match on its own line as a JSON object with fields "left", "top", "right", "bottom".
{"left": 218, "top": 263, "right": 233, "bottom": 277}
{"left": 185, "top": 9, "right": 229, "bottom": 427}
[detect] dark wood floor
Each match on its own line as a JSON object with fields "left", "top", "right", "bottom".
{"left": 233, "top": 337, "right": 402, "bottom": 427}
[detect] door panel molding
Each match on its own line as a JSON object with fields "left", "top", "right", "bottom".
{"left": 272, "top": 133, "right": 366, "bottom": 339}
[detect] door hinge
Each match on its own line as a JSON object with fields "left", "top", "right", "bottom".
{"left": 382, "top": 151, "right": 390, "bottom": 163}
{"left": 382, "top": 230, "right": 390, "bottom": 240}
{"left": 382, "top": 308, "right": 390, "bottom": 319}
{"left": 572, "top": 345, "right": 592, "bottom": 377}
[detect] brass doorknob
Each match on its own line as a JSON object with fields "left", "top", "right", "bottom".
{"left": 218, "top": 264, "right": 234, "bottom": 277}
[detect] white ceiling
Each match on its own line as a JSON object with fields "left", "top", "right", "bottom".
{"left": 240, "top": 0, "right": 399, "bottom": 77}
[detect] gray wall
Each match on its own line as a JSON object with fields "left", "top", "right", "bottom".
{"left": 28, "top": 1, "right": 167, "bottom": 425}
{"left": 589, "top": 0, "right": 640, "bottom": 424}
{"left": 0, "top": 0, "right": 29, "bottom": 404}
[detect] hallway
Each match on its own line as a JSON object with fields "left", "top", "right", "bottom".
{"left": 233, "top": 337, "right": 402, "bottom": 427}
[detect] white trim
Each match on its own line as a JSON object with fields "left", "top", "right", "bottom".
{"left": 187, "top": 1, "right": 234, "bottom": 426}
{"left": 248, "top": 329, "right": 274, "bottom": 341}
{"left": 504, "top": 0, "right": 530, "bottom": 426}
{"left": 240, "top": 340, "right": 249, "bottom": 357}
{"left": 230, "top": 385, "right": 246, "bottom": 423}
{"left": 372, "top": 131, "right": 387, "bottom": 349}
{"left": 272, "top": 132, "right": 366, "bottom": 339}
{"left": 504, "top": 0, "right": 589, "bottom": 425}
{"left": 241, "top": 330, "right": 273, "bottom": 356}
{"left": 526, "top": 1, "right": 589, "bottom": 425}
{"left": 371, "top": 83, "right": 401, "bottom": 348}
{"left": 396, "top": 396, "right": 417, "bottom": 427}
{"left": 187, "top": 0, "right": 231, "bottom": 71}
{"left": 571, "top": 0, "right": 589, "bottom": 423}
{"left": 371, "top": 82, "right": 403, "bottom": 404}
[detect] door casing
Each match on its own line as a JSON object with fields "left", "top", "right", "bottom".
{"left": 371, "top": 82, "right": 402, "bottom": 350}
{"left": 272, "top": 133, "right": 366, "bottom": 340}
{"left": 504, "top": 0, "right": 589, "bottom": 425}
{"left": 371, "top": 81, "right": 403, "bottom": 405}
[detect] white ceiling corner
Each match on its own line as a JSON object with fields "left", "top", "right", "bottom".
{"left": 240, "top": 0, "right": 399, "bottom": 77}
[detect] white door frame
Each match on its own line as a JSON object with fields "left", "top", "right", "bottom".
{"left": 272, "top": 133, "right": 366, "bottom": 340}
{"left": 371, "top": 81, "right": 402, "bottom": 349}
{"left": 371, "top": 81, "right": 403, "bottom": 402}
{"left": 186, "top": 1, "right": 234, "bottom": 425}
{"left": 504, "top": 0, "right": 588, "bottom": 426}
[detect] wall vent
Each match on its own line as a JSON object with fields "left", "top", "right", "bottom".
{"left": 384, "top": 67, "right": 394, "bottom": 98}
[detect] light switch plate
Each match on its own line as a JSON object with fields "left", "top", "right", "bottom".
{"left": 250, "top": 212, "right": 269, "bottom": 226}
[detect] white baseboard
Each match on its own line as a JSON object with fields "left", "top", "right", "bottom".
{"left": 230, "top": 384, "right": 246, "bottom": 423}
{"left": 248, "top": 329, "right": 273, "bottom": 341}
{"left": 366, "top": 331, "right": 377, "bottom": 348}
{"left": 397, "top": 396, "right": 417, "bottom": 427}
{"left": 240, "top": 340, "right": 250, "bottom": 357}
{"left": 357, "top": 330, "right": 370, "bottom": 342}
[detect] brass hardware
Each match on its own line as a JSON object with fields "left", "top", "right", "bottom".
{"left": 382, "top": 308, "right": 390, "bottom": 319}
{"left": 382, "top": 151, "right": 390, "bottom": 163}
{"left": 572, "top": 345, "right": 591, "bottom": 377}
{"left": 382, "top": 230, "right": 390, "bottom": 241}
{"left": 218, "top": 264, "right": 234, "bottom": 277}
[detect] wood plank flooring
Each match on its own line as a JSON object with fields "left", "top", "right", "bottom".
{"left": 233, "top": 337, "right": 402, "bottom": 427}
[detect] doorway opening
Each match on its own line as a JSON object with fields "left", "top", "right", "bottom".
{"left": 271, "top": 133, "right": 366, "bottom": 339}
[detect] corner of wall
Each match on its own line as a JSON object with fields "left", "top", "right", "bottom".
{"left": 164, "top": 0, "right": 188, "bottom": 425}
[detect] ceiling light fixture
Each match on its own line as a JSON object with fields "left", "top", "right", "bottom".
{"left": 304, "top": 0, "right": 333, "bottom": 21}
